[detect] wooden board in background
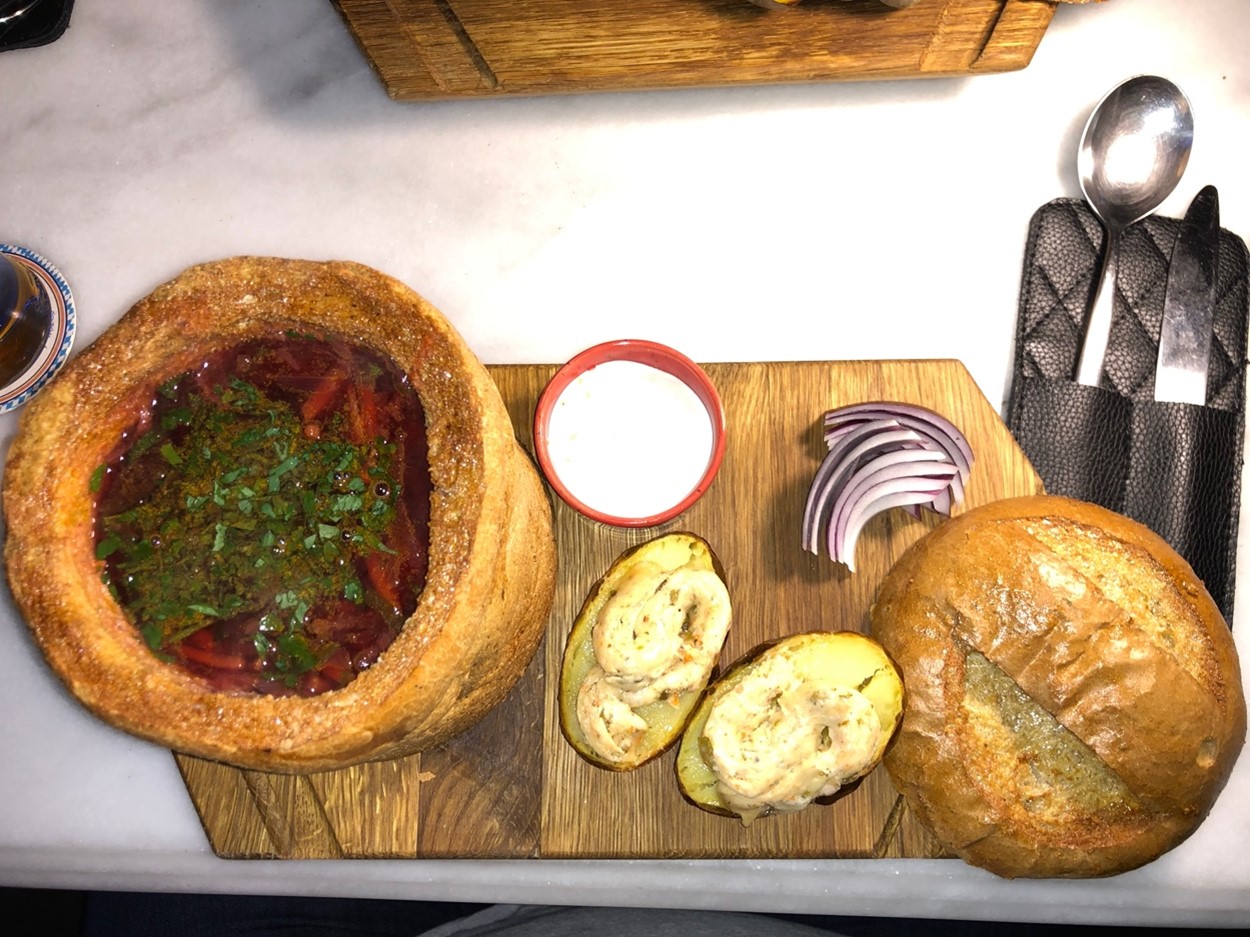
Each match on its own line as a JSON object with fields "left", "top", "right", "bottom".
{"left": 176, "top": 359, "right": 1043, "bottom": 859}
{"left": 330, "top": 0, "right": 1057, "bottom": 101}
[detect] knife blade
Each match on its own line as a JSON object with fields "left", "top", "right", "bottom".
{"left": 1154, "top": 185, "right": 1220, "bottom": 404}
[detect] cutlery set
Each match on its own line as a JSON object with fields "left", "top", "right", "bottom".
{"left": 1073, "top": 76, "right": 1224, "bottom": 406}
{"left": 1007, "top": 76, "right": 1246, "bottom": 622}
{"left": 1074, "top": 75, "right": 1192, "bottom": 389}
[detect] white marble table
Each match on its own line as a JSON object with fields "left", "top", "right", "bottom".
{"left": 2, "top": 0, "right": 1249, "bottom": 926}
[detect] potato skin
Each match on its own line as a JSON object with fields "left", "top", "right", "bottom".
{"left": 559, "top": 532, "right": 728, "bottom": 771}
{"left": 675, "top": 631, "right": 904, "bottom": 820}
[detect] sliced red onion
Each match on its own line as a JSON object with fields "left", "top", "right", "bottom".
{"left": 822, "top": 403, "right": 973, "bottom": 485}
{"left": 929, "top": 486, "right": 953, "bottom": 517}
{"left": 901, "top": 483, "right": 955, "bottom": 521}
{"left": 802, "top": 401, "right": 975, "bottom": 571}
{"left": 800, "top": 424, "right": 926, "bottom": 553}
{"left": 829, "top": 458, "right": 957, "bottom": 569}
{"left": 830, "top": 450, "right": 959, "bottom": 532}
{"left": 834, "top": 486, "right": 952, "bottom": 573}
{"left": 822, "top": 401, "right": 972, "bottom": 459}
{"left": 947, "top": 470, "right": 966, "bottom": 507}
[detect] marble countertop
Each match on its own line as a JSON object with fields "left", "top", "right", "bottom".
{"left": 2, "top": 0, "right": 1249, "bottom": 925}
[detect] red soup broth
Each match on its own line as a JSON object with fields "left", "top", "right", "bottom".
{"left": 92, "top": 335, "right": 431, "bottom": 697}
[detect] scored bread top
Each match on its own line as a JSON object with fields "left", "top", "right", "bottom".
{"left": 871, "top": 495, "right": 1245, "bottom": 878}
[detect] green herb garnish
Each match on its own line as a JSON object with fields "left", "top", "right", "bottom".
{"left": 98, "top": 375, "right": 402, "bottom": 680}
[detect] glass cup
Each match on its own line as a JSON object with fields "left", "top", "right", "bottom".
{"left": 0, "top": 252, "right": 54, "bottom": 386}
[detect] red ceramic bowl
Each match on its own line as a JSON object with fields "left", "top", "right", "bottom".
{"left": 533, "top": 340, "right": 726, "bottom": 528}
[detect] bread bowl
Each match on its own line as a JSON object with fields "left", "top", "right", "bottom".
{"left": 871, "top": 494, "right": 1245, "bottom": 878}
{"left": 3, "top": 257, "right": 557, "bottom": 773}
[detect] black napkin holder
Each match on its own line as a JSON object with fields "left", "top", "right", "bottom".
{"left": 1006, "top": 198, "right": 1250, "bottom": 623}
{"left": 0, "top": 0, "right": 73, "bottom": 53}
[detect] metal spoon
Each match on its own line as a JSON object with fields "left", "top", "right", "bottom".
{"left": 1074, "top": 75, "right": 1193, "bottom": 385}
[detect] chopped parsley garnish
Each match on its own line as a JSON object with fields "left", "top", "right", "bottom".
{"left": 97, "top": 375, "right": 402, "bottom": 685}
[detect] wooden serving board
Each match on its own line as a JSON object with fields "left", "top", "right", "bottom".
{"left": 331, "top": 0, "right": 1057, "bottom": 101}
{"left": 176, "top": 359, "right": 1042, "bottom": 859}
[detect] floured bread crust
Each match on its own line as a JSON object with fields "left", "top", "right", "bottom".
{"left": 4, "top": 257, "right": 557, "bottom": 773}
{"left": 871, "top": 495, "right": 1244, "bottom": 878}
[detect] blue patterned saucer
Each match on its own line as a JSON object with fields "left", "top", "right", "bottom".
{"left": 0, "top": 244, "right": 75, "bottom": 414}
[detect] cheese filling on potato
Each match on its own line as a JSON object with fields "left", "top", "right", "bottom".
{"left": 576, "top": 561, "right": 731, "bottom": 762}
{"left": 702, "top": 652, "right": 882, "bottom": 813}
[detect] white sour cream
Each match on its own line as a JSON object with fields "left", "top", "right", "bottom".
{"left": 546, "top": 360, "right": 714, "bottom": 520}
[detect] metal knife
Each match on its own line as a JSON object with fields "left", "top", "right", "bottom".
{"left": 1155, "top": 185, "right": 1220, "bottom": 404}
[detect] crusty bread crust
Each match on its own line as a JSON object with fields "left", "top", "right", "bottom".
{"left": 3, "top": 257, "right": 557, "bottom": 773}
{"left": 871, "top": 495, "right": 1244, "bottom": 878}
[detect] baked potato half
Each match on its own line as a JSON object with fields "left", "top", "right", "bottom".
{"left": 559, "top": 532, "right": 732, "bottom": 771}
{"left": 676, "top": 631, "right": 903, "bottom": 824}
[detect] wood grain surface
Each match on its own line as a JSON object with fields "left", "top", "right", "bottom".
{"left": 330, "top": 0, "right": 1057, "bottom": 101}
{"left": 176, "top": 359, "right": 1043, "bottom": 859}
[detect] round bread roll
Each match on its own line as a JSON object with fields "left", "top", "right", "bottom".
{"left": 4, "top": 257, "right": 557, "bottom": 773}
{"left": 871, "top": 495, "right": 1244, "bottom": 878}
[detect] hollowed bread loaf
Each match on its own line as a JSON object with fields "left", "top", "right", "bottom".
{"left": 4, "top": 257, "right": 557, "bottom": 773}
{"left": 871, "top": 495, "right": 1244, "bottom": 878}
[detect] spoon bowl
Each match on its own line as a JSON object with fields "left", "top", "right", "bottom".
{"left": 1074, "top": 75, "right": 1193, "bottom": 385}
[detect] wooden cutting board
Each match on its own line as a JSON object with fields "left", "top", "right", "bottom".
{"left": 176, "top": 359, "right": 1042, "bottom": 859}
{"left": 331, "top": 0, "right": 1057, "bottom": 101}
